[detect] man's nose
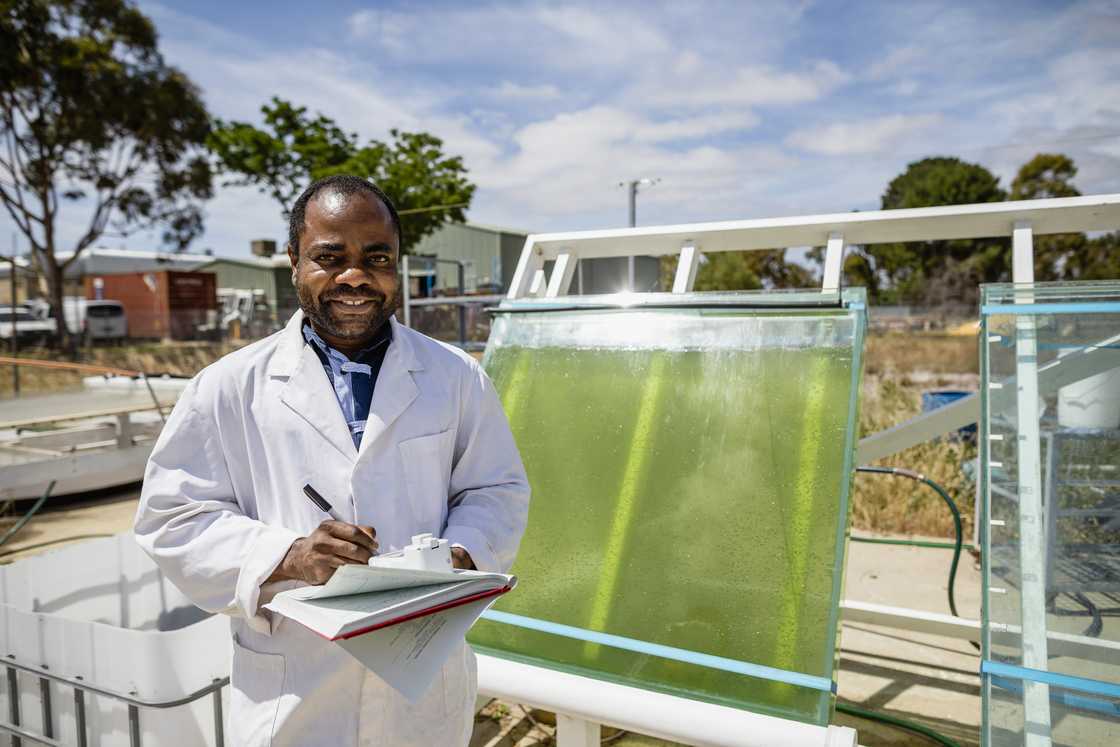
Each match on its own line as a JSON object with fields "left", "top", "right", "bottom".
{"left": 334, "top": 265, "right": 372, "bottom": 287}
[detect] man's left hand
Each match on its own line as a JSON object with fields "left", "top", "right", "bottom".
{"left": 451, "top": 546, "right": 475, "bottom": 570}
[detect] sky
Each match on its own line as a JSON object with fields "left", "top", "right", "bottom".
{"left": 5, "top": 0, "right": 1120, "bottom": 259}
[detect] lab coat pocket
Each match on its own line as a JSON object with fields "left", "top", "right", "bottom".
{"left": 230, "top": 634, "right": 286, "bottom": 747}
{"left": 398, "top": 429, "right": 455, "bottom": 532}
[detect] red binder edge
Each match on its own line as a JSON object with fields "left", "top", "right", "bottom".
{"left": 327, "top": 582, "right": 514, "bottom": 642}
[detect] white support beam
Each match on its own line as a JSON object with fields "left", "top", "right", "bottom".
{"left": 857, "top": 393, "right": 979, "bottom": 463}
{"left": 1010, "top": 235, "right": 1051, "bottom": 744}
{"left": 528, "top": 269, "right": 548, "bottom": 298}
{"left": 821, "top": 232, "right": 844, "bottom": 293}
{"left": 672, "top": 244, "right": 700, "bottom": 294}
{"left": 1012, "top": 221, "right": 1034, "bottom": 284}
{"left": 840, "top": 601, "right": 1120, "bottom": 665}
{"left": 546, "top": 252, "right": 578, "bottom": 298}
{"left": 556, "top": 714, "right": 599, "bottom": 747}
{"left": 114, "top": 412, "right": 134, "bottom": 449}
{"left": 842, "top": 600, "right": 979, "bottom": 639}
{"left": 507, "top": 238, "right": 542, "bottom": 299}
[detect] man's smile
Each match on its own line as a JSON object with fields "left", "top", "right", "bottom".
{"left": 325, "top": 296, "right": 381, "bottom": 314}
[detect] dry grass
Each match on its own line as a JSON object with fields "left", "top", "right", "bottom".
{"left": 2, "top": 333, "right": 980, "bottom": 538}
{"left": 854, "top": 375, "right": 977, "bottom": 539}
{"left": 864, "top": 332, "right": 978, "bottom": 376}
{"left": 854, "top": 333, "right": 980, "bottom": 539}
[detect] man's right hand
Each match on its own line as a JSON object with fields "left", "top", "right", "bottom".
{"left": 270, "top": 520, "right": 378, "bottom": 585}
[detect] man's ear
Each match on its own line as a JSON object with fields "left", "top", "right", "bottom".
{"left": 287, "top": 243, "right": 298, "bottom": 286}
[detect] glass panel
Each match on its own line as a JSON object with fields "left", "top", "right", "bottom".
{"left": 981, "top": 280, "right": 1120, "bottom": 745}
{"left": 469, "top": 288, "right": 867, "bottom": 725}
{"left": 988, "top": 677, "right": 1120, "bottom": 746}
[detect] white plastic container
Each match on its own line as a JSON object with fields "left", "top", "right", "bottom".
{"left": 1057, "top": 348, "right": 1120, "bottom": 429}
{"left": 0, "top": 534, "right": 229, "bottom": 746}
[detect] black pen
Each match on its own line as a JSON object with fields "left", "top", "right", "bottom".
{"left": 302, "top": 484, "right": 345, "bottom": 522}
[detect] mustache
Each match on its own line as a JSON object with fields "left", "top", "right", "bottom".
{"left": 319, "top": 290, "right": 385, "bottom": 303}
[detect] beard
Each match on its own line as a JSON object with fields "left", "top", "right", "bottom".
{"left": 297, "top": 282, "right": 401, "bottom": 341}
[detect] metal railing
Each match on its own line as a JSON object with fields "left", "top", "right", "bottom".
{"left": 400, "top": 252, "right": 500, "bottom": 351}
{"left": 0, "top": 658, "right": 227, "bottom": 747}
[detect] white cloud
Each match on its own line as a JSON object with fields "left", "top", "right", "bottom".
{"left": 888, "top": 79, "right": 920, "bottom": 97}
{"left": 345, "top": 4, "right": 671, "bottom": 72}
{"left": 466, "top": 104, "right": 798, "bottom": 229}
{"left": 634, "top": 112, "right": 760, "bottom": 142}
{"left": 346, "top": 9, "right": 377, "bottom": 39}
{"left": 785, "top": 113, "right": 944, "bottom": 156}
{"left": 644, "top": 61, "right": 849, "bottom": 109}
{"left": 486, "top": 82, "right": 563, "bottom": 101}
{"left": 867, "top": 45, "right": 925, "bottom": 81}
{"left": 535, "top": 5, "right": 670, "bottom": 60}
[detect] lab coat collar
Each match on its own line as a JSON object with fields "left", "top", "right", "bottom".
{"left": 268, "top": 311, "right": 423, "bottom": 462}
{"left": 268, "top": 311, "right": 423, "bottom": 377}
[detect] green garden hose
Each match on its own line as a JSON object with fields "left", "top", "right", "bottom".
{"left": 840, "top": 468, "right": 969, "bottom": 747}
{"left": 855, "top": 466, "right": 965, "bottom": 618}
{"left": 836, "top": 702, "right": 963, "bottom": 747}
{"left": 0, "top": 480, "right": 56, "bottom": 548}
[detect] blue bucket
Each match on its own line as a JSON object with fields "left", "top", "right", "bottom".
{"left": 921, "top": 389, "right": 977, "bottom": 440}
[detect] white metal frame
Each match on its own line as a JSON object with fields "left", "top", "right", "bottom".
{"left": 507, "top": 194, "right": 1120, "bottom": 299}
{"left": 1008, "top": 222, "right": 1052, "bottom": 745}
{"left": 487, "top": 194, "right": 1120, "bottom": 746}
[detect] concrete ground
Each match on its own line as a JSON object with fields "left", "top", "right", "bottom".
{"left": 0, "top": 489, "right": 982, "bottom": 746}
{"left": 836, "top": 537, "right": 981, "bottom": 747}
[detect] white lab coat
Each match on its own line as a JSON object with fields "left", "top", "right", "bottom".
{"left": 134, "top": 312, "right": 529, "bottom": 747}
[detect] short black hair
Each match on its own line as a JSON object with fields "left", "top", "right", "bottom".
{"left": 287, "top": 175, "right": 402, "bottom": 256}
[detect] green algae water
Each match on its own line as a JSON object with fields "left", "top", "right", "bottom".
{"left": 469, "top": 299, "right": 865, "bottom": 725}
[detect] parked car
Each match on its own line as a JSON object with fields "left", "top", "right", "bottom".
{"left": 82, "top": 300, "right": 128, "bottom": 342}
{"left": 0, "top": 306, "right": 57, "bottom": 347}
{"left": 26, "top": 297, "right": 128, "bottom": 343}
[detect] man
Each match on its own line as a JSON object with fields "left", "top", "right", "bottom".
{"left": 134, "top": 175, "right": 529, "bottom": 746}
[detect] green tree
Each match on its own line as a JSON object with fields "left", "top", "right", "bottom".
{"left": 1066, "top": 231, "right": 1120, "bottom": 281}
{"left": 845, "top": 157, "right": 1007, "bottom": 306}
{"left": 0, "top": 0, "right": 213, "bottom": 345}
{"left": 208, "top": 97, "right": 475, "bottom": 252}
{"left": 661, "top": 248, "right": 817, "bottom": 292}
{"left": 691, "top": 249, "right": 816, "bottom": 291}
{"left": 1010, "top": 153, "right": 1085, "bottom": 279}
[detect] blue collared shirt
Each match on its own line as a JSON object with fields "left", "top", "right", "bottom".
{"left": 302, "top": 322, "right": 393, "bottom": 448}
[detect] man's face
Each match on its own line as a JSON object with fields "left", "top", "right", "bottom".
{"left": 289, "top": 190, "right": 401, "bottom": 353}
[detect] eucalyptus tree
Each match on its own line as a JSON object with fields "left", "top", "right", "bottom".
{"left": 0, "top": 0, "right": 212, "bottom": 345}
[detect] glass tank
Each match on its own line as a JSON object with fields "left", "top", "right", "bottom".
{"left": 468, "top": 289, "right": 867, "bottom": 725}
{"left": 980, "top": 282, "right": 1120, "bottom": 745}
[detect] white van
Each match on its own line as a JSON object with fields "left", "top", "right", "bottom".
{"left": 83, "top": 300, "right": 128, "bottom": 342}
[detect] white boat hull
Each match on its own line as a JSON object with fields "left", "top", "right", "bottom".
{"left": 0, "top": 441, "right": 154, "bottom": 501}
{"left": 1, "top": 375, "right": 187, "bottom": 500}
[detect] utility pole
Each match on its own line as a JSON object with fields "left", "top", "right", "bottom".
{"left": 619, "top": 178, "right": 660, "bottom": 290}
{"left": 8, "top": 233, "right": 18, "bottom": 395}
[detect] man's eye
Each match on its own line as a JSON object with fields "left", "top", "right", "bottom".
{"left": 315, "top": 254, "right": 338, "bottom": 265}
{"left": 370, "top": 256, "right": 392, "bottom": 265}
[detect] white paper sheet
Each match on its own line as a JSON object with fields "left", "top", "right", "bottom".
{"left": 286, "top": 564, "right": 503, "bottom": 601}
{"left": 336, "top": 597, "right": 497, "bottom": 700}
